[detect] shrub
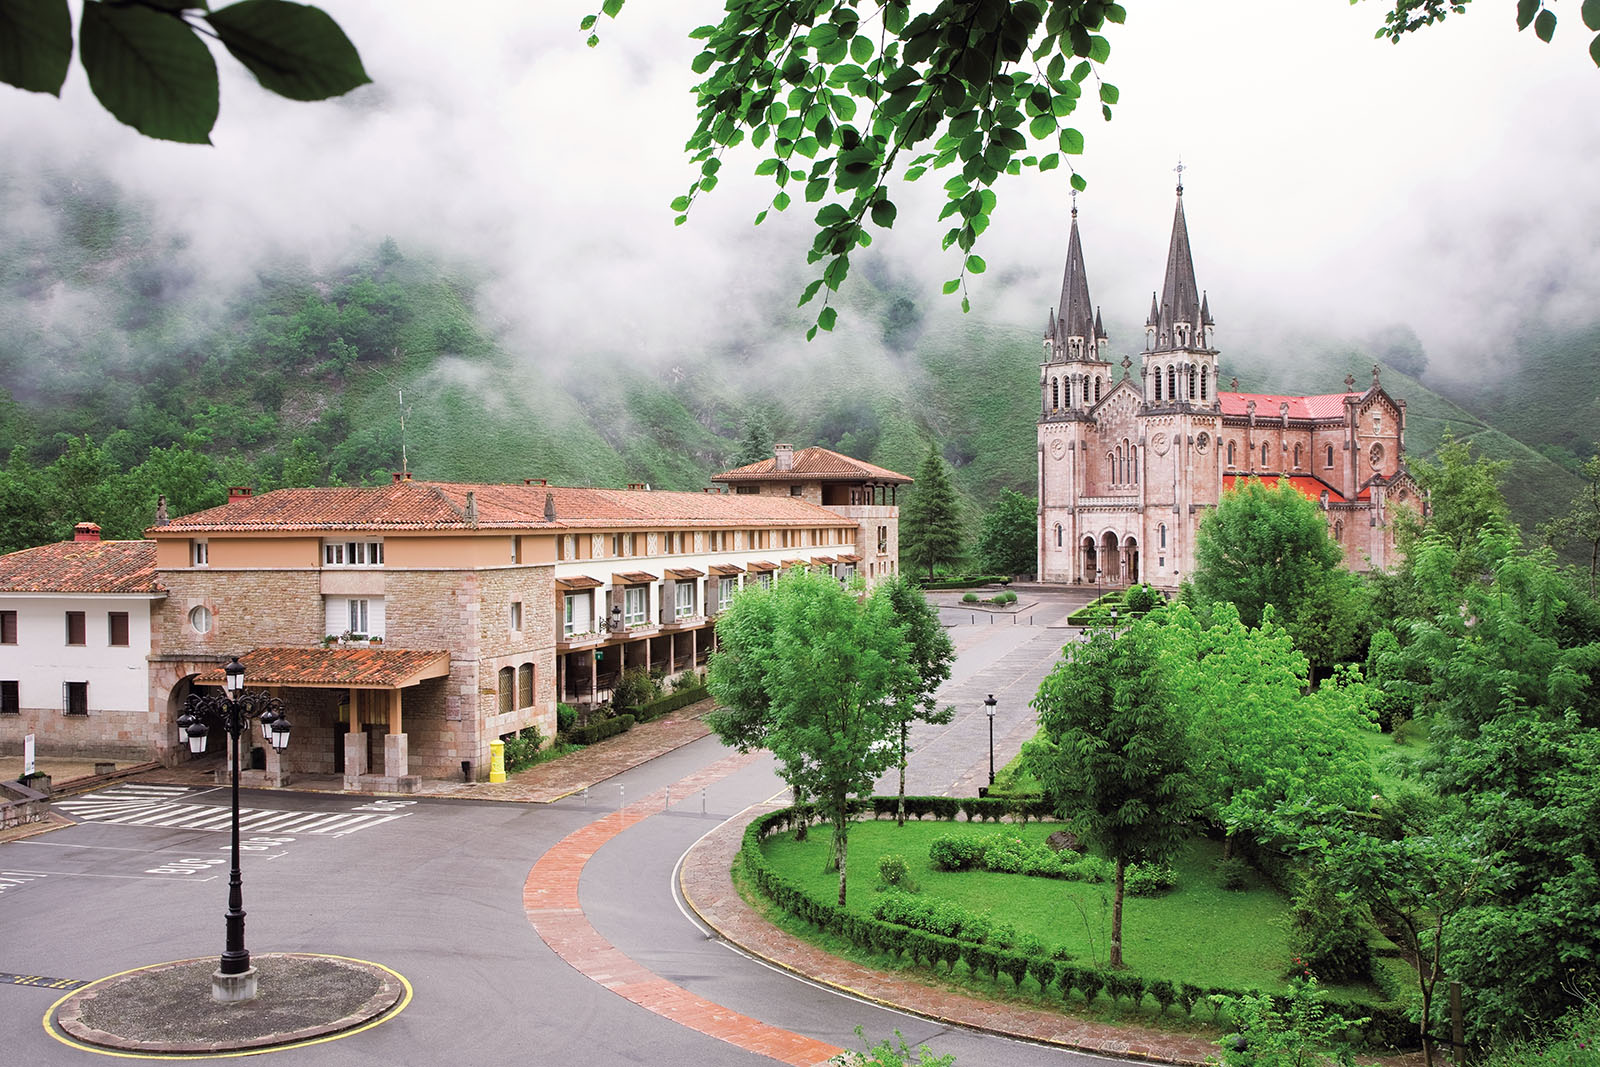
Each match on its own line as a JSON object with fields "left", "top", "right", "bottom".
{"left": 499, "top": 726, "right": 543, "bottom": 771}
{"left": 1179, "top": 982, "right": 1206, "bottom": 1017}
{"left": 1217, "top": 857, "right": 1252, "bottom": 891}
{"left": 877, "top": 853, "right": 913, "bottom": 890}
{"left": 1124, "top": 861, "right": 1179, "bottom": 896}
{"left": 567, "top": 713, "right": 635, "bottom": 745}
{"left": 928, "top": 834, "right": 986, "bottom": 871}
{"left": 1077, "top": 969, "right": 1105, "bottom": 1005}
{"left": 613, "top": 666, "right": 661, "bottom": 711}
{"left": 1064, "top": 855, "right": 1114, "bottom": 883}
{"left": 1287, "top": 873, "right": 1373, "bottom": 983}
{"left": 1124, "top": 583, "right": 1161, "bottom": 613}
{"left": 556, "top": 703, "right": 576, "bottom": 733}
{"left": 668, "top": 670, "right": 704, "bottom": 692}
{"left": 1148, "top": 978, "right": 1178, "bottom": 1016}
{"left": 961, "top": 592, "right": 980, "bottom": 603}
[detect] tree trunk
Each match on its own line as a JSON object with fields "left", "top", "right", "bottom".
{"left": 896, "top": 722, "right": 908, "bottom": 828}
{"left": 1419, "top": 983, "right": 1434, "bottom": 1067}
{"left": 1222, "top": 832, "right": 1234, "bottom": 861}
{"left": 1110, "top": 855, "right": 1126, "bottom": 969}
{"left": 832, "top": 811, "right": 849, "bottom": 907}
{"left": 790, "top": 778, "right": 809, "bottom": 841}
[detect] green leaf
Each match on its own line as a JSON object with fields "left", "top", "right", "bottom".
{"left": 850, "top": 34, "right": 872, "bottom": 63}
{"left": 1071, "top": 60, "right": 1091, "bottom": 82}
{"left": 942, "top": 278, "right": 960, "bottom": 294}
{"left": 670, "top": 195, "right": 691, "bottom": 212}
{"left": 0, "top": 0, "right": 72, "bottom": 95}
{"left": 961, "top": 296, "right": 970, "bottom": 314}
{"left": 1089, "top": 35, "right": 1110, "bottom": 63}
{"left": 1534, "top": 8, "right": 1556, "bottom": 41}
{"left": 1039, "top": 152, "right": 1060, "bottom": 172}
{"left": 808, "top": 23, "right": 838, "bottom": 47}
{"left": 805, "top": 177, "right": 828, "bottom": 202}
{"left": 965, "top": 254, "right": 986, "bottom": 274}
{"left": 601, "top": 0, "right": 624, "bottom": 17}
{"left": 1592, "top": 30, "right": 1600, "bottom": 65}
{"left": 798, "top": 278, "right": 823, "bottom": 306}
{"left": 870, "top": 199, "right": 897, "bottom": 228}
{"left": 691, "top": 50, "right": 714, "bottom": 74}
{"left": 1517, "top": 0, "right": 1540, "bottom": 30}
{"left": 1099, "top": 83, "right": 1119, "bottom": 105}
{"left": 586, "top": 34, "right": 598, "bottom": 48}
{"left": 773, "top": 191, "right": 791, "bottom": 210}
{"left": 1070, "top": 172, "right": 1087, "bottom": 192}
{"left": 579, "top": 14, "right": 597, "bottom": 31}
{"left": 205, "top": 0, "right": 369, "bottom": 102}
{"left": 1059, "top": 127, "right": 1085, "bottom": 154}
{"left": 1029, "top": 113, "right": 1055, "bottom": 140}
{"left": 80, "top": 1, "right": 219, "bottom": 143}
{"left": 754, "top": 209, "right": 768, "bottom": 225}
{"left": 817, "top": 305, "right": 838, "bottom": 332}
{"left": 1585, "top": 0, "right": 1600, "bottom": 31}
{"left": 805, "top": 324, "right": 818, "bottom": 342}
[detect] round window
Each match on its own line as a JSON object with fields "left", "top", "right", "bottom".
{"left": 189, "top": 606, "right": 212, "bottom": 634}
{"left": 1195, "top": 432, "right": 1210, "bottom": 454}
{"left": 1369, "top": 442, "right": 1384, "bottom": 470}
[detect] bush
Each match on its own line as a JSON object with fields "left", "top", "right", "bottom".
{"left": 567, "top": 713, "right": 635, "bottom": 745}
{"left": 877, "top": 853, "right": 913, "bottom": 890}
{"left": 613, "top": 666, "right": 661, "bottom": 710}
{"left": 1148, "top": 978, "right": 1178, "bottom": 1016}
{"left": 499, "top": 726, "right": 543, "bottom": 772}
{"left": 1124, "top": 583, "right": 1161, "bottom": 613}
{"left": 668, "top": 670, "right": 704, "bottom": 692}
{"left": 928, "top": 834, "right": 986, "bottom": 871}
{"left": 1287, "top": 873, "right": 1373, "bottom": 983}
{"left": 1063, "top": 855, "right": 1114, "bottom": 883}
{"left": 1217, "top": 857, "right": 1252, "bottom": 891}
{"left": 1124, "top": 861, "right": 1179, "bottom": 896}
{"left": 961, "top": 592, "right": 980, "bottom": 603}
{"left": 556, "top": 703, "right": 576, "bottom": 733}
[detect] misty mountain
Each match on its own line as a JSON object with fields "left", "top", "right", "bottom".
{"left": 0, "top": 173, "right": 1589, "bottom": 556}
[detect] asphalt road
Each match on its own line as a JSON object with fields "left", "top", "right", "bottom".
{"left": 3, "top": 591, "right": 1113, "bottom": 1065}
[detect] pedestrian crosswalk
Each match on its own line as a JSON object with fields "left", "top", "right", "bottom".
{"left": 54, "top": 784, "right": 410, "bottom": 838}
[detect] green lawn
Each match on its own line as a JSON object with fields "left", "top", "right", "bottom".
{"left": 1358, "top": 716, "right": 1432, "bottom": 798}
{"left": 762, "top": 820, "right": 1399, "bottom": 1006}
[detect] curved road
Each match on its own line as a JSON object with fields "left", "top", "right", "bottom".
{"left": 4, "top": 590, "right": 1104, "bottom": 1065}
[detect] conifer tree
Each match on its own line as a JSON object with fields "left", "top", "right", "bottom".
{"left": 901, "top": 444, "right": 964, "bottom": 580}
{"left": 732, "top": 412, "right": 775, "bottom": 467}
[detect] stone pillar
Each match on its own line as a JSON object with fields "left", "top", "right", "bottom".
{"left": 384, "top": 733, "right": 408, "bottom": 778}
{"left": 343, "top": 732, "right": 367, "bottom": 787}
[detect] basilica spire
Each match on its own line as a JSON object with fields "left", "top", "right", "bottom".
{"left": 1057, "top": 204, "right": 1096, "bottom": 346}
{"left": 1156, "top": 181, "right": 1203, "bottom": 340}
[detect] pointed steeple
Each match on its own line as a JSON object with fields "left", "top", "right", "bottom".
{"left": 1146, "top": 291, "right": 1160, "bottom": 327}
{"left": 1055, "top": 204, "right": 1096, "bottom": 350}
{"left": 1045, "top": 307, "right": 1058, "bottom": 339}
{"left": 1200, "top": 290, "right": 1213, "bottom": 326}
{"left": 1156, "top": 184, "right": 1203, "bottom": 343}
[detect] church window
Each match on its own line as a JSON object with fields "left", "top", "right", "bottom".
{"left": 1226, "top": 440, "right": 1236, "bottom": 466}
{"left": 1201, "top": 366, "right": 1209, "bottom": 400}
{"left": 1159, "top": 523, "right": 1167, "bottom": 549}
{"left": 1051, "top": 378, "right": 1059, "bottom": 409}
{"left": 1261, "top": 442, "right": 1270, "bottom": 466}
{"left": 1154, "top": 370, "right": 1162, "bottom": 402}
{"left": 1166, "top": 366, "right": 1175, "bottom": 399}
{"left": 1055, "top": 524, "right": 1063, "bottom": 547}
{"left": 1107, "top": 452, "right": 1114, "bottom": 483}
{"left": 1130, "top": 445, "right": 1137, "bottom": 483}
{"left": 1326, "top": 444, "right": 1335, "bottom": 468}
{"left": 1189, "top": 367, "right": 1197, "bottom": 400}
{"left": 1334, "top": 520, "right": 1344, "bottom": 540}
{"left": 1094, "top": 377, "right": 1102, "bottom": 403}
{"left": 1293, "top": 443, "right": 1302, "bottom": 469}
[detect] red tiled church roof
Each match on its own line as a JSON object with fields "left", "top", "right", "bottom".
{"left": 195, "top": 647, "right": 451, "bottom": 689}
{"left": 0, "top": 540, "right": 161, "bottom": 595}
{"left": 154, "top": 480, "right": 855, "bottom": 534}
{"left": 713, "top": 447, "right": 912, "bottom": 484}
{"left": 1218, "top": 391, "right": 1362, "bottom": 420}
{"left": 1222, "top": 473, "right": 1370, "bottom": 504}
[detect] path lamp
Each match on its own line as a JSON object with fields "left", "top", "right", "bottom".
{"left": 984, "top": 693, "right": 997, "bottom": 786}
{"left": 177, "top": 656, "right": 291, "bottom": 1002}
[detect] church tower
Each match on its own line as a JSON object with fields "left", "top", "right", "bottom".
{"left": 1136, "top": 175, "right": 1223, "bottom": 587}
{"left": 1037, "top": 202, "right": 1112, "bottom": 581}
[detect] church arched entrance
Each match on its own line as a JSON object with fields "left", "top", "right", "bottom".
{"left": 1081, "top": 536, "right": 1097, "bottom": 582}
{"left": 1123, "top": 536, "right": 1140, "bottom": 584}
{"left": 1099, "top": 532, "right": 1120, "bottom": 587}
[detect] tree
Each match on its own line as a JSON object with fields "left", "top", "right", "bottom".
{"left": 1024, "top": 616, "right": 1197, "bottom": 968}
{"left": 1403, "top": 432, "right": 1513, "bottom": 578}
{"left": 576, "top": 1, "right": 1597, "bottom": 339}
{"left": 732, "top": 411, "right": 775, "bottom": 467}
{"left": 900, "top": 444, "right": 963, "bottom": 580}
{"left": 706, "top": 567, "right": 917, "bottom": 904}
{"left": 1, "top": 0, "right": 368, "bottom": 144}
{"left": 976, "top": 488, "right": 1036, "bottom": 577}
{"left": 878, "top": 574, "right": 955, "bottom": 826}
{"left": 1161, "top": 603, "right": 1376, "bottom": 858}
{"left": 1540, "top": 446, "right": 1600, "bottom": 598}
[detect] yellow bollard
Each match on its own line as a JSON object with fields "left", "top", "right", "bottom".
{"left": 488, "top": 739, "right": 507, "bottom": 783}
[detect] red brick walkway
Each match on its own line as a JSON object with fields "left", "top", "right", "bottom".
{"left": 523, "top": 750, "right": 843, "bottom": 1067}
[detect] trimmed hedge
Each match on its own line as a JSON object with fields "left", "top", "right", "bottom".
{"left": 867, "top": 795, "right": 1055, "bottom": 822}
{"left": 920, "top": 576, "right": 1011, "bottom": 590}
{"left": 625, "top": 683, "right": 709, "bottom": 723}
{"left": 741, "top": 803, "right": 1418, "bottom": 1050}
{"left": 567, "top": 713, "right": 636, "bottom": 745}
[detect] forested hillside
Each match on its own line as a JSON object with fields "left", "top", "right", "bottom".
{"left": 0, "top": 174, "right": 1588, "bottom": 555}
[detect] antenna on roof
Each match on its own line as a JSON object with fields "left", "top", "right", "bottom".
{"left": 369, "top": 357, "right": 416, "bottom": 477}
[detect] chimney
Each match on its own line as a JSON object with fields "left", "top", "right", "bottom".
{"left": 774, "top": 443, "right": 794, "bottom": 472}
{"left": 627, "top": 482, "right": 647, "bottom": 491}
{"left": 155, "top": 495, "right": 169, "bottom": 527}
{"left": 464, "top": 491, "right": 478, "bottom": 525}
{"left": 73, "top": 522, "right": 101, "bottom": 543}
{"left": 228, "top": 486, "right": 252, "bottom": 503}
{"left": 523, "top": 478, "right": 547, "bottom": 486}
{"left": 392, "top": 471, "right": 414, "bottom": 483}
{"left": 544, "top": 492, "right": 556, "bottom": 523}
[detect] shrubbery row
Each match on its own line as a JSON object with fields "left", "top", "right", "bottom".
{"left": 625, "top": 683, "right": 709, "bottom": 723}
{"left": 566, "top": 713, "right": 635, "bottom": 745}
{"left": 741, "top": 806, "right": 1416, "bottom": 1050}
{"left": 926, "top": 832, "right": 1176, "bottom": 893}
{"left": 867, "top": 795, "right": 1056, "bottom": 822}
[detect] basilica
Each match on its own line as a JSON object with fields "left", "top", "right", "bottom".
{"left": 1036, "top": 182, "right": 1421, "bottom": 589}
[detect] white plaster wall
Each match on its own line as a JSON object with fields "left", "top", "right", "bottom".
{"left": 0, "top": 594, "right": 153, "bottom": 713}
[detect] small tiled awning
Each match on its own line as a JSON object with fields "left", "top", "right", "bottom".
{"left": 613, "top": 571, "right": 659, "bottom": 585}
{"left": 708, "top": 563, "right": 744, "bottom": 576}
{"left": 196, "top": 648, "right": 452, "bottom": 690}
{"left": 835, "top": 553, "right": 862, "bottom": 563}
{"left": 745, "top": 561, "right": 778, "bottom": 573}
{"left": 780, "top": 558, "right": 805, "bottom": 568}
{"left": 810, "top": 556, "right": 838, "bottom": 565}
{"left": 556, "top": 575, "right": 604, "bottom": 590}
{"left": 663, "top": 567, "right": 704, "bottom": 580}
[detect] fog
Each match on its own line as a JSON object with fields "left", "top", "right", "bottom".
{"left": 4, "top": 0, "right": 1598, "bottom": 384}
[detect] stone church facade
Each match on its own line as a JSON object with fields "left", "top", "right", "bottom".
{"left": 1036, "top": 184, "right": 1422, "bottom": 590}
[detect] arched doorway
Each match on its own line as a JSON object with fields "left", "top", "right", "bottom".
{"left": 1099, "top": 532, "right": 1121, "bottom": 587}
{"left": 1081, "top": 536, "right": 1097, "bottom": 583}
{"left": 1123, "top": 536, "right": 1140, "bottom": 584}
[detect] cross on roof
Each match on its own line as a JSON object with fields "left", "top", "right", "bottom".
{"left": 1174, "top": 157, "right": 1185, "bottom": 193}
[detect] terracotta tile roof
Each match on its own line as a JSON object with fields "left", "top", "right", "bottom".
{"left": 1219, "top": 391, "right": 1362, "bottom": 421}
{"left": 835, "top": 553, "right": 862, "bottom": 563}
{"left": 811, "top": 556, "right": 838, "bottom": 565}
{"left": 153, "top": 480, "right": 854, "bottom": 533}
{"left": 0, "top": 540, "right": 161, "bottom": 595}
{"left": 555, "top": 575, "right": 604, "bottom": 590}
{"left": 708, "top": 564, "right": 744, "bottom": 575}
{"left": 663, "top": 567, "right": 704, "bottom": 580}
{"left": 195, "top": 647, "right": 452, "bottom": 689}
{"left": 746, "top": 561, "right": 778, "bottom": 572}
{"left": 613, "top": 571, "right": 658, "bottom": 585}
{"left": 1223, "top": 473, "right": 1349, "bottom": 505}
{"left": 713, "top": 447, "right": 912, "bottom": 484}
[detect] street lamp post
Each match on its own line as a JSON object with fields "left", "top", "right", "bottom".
{"left": 176, "top": 656, "right": 292, "bottom": 1003}
{"left": 984, "top": 693, "right": 997, "bottom": 786}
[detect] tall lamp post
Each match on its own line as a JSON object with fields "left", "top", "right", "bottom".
{"left": 176, "top": 656, "right": 291, "bottom": 1003}
{"left": 984, "top": 693, "right": 997, "bottom": 786}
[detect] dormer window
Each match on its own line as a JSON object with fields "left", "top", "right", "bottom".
{"left": 324, "top": 540, "right": 384, "bottom": 566}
